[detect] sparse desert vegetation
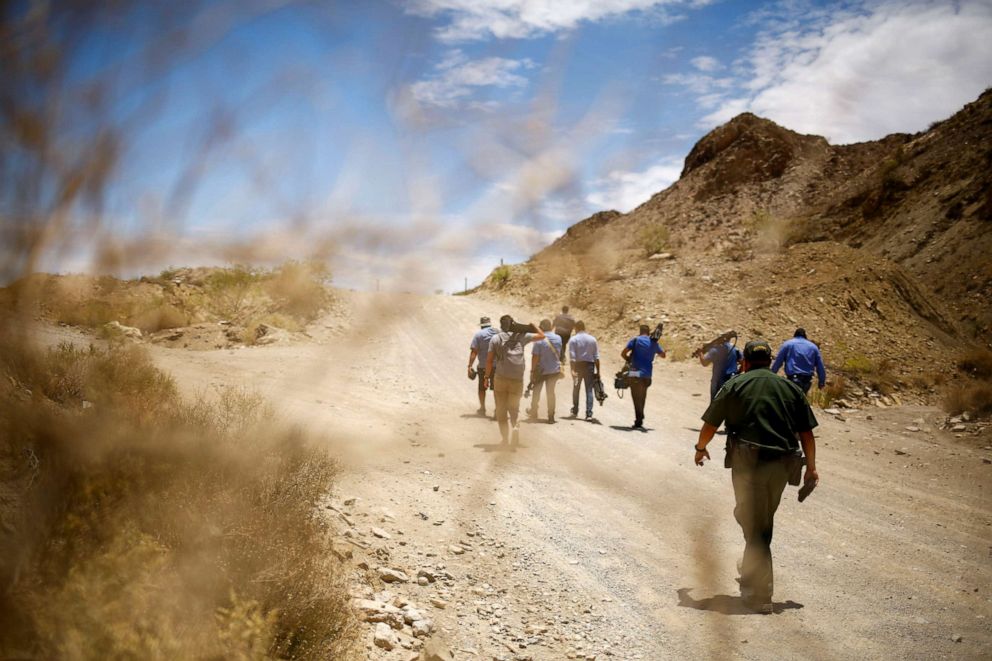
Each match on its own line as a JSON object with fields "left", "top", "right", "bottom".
{"left": 0, "top": 329, "right": 358, "bottom": 658}
{"left": 5, "top": 261, "right": 332, "bottom": 348}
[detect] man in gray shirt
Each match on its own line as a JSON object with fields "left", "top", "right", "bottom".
{"left": 484, "top": 315, "right": 545, "bottom": 445}
{"left": 527, "top": 319, "right": 563, "bottom": 424}
{"left": 568, "top": 320, "right": 600, "bottom": 419}
{"left": 468, "top": 316, "right": 498, "bottom": 416}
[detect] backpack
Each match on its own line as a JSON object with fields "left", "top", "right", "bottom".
{"left": 494, "top": 332, "right": 527, "bottom": 380}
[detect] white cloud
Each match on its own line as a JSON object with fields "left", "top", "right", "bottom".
{"left": 410, "top": 49, "right": 534, "bottom": 108}
{"left": 406, "top": 0, "right": 692, "bottom": 42}
{"left": 586, "top": 156, "right": 684, "bottom": 212}
{"left": 662, "top": 72, "right": 734, "bottom": 95}
{"left": 690, "top": 55, "right": 721, "bottom": 72}
{"left": 702, "top": 0, "right": 992, "bottom": 143}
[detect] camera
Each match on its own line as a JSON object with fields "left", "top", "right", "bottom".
{"left": 501, "top": 314, "right": 534, "bottom": 334}
{"left": 650, "top": 322, "right": 664, "bottom": 342}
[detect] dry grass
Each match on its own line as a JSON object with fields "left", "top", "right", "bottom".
{"left": 807, "top": 375, "right": 847, "bottom": 409}
{"left": 9, "top": 262, "right": 332, "bottom": 341}
{"left": 0, "top": 331, "right": 358, "bottom": 659}
{"left": 957, "top": 347, "right": 992, "bottom": 379}
{"left": 944, "top": 381, "right": 992, "bottom": 417}
{"left": 639, "top": 223, "right": 670, "bottom": 256}
{"left": 842, "top": 353, "right": 897, "bottom": 394}
{"left": 663, "top": 336, "right": 693, "bottom": 362}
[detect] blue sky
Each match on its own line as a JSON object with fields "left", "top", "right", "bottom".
{"left": 44, "top": 0, "right": 992, "bottom": 291}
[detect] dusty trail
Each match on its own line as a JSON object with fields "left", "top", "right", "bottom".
{"left": 150, "top": 291, "right": 991, "bottom": 660}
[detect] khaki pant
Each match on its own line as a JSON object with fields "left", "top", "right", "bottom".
{"left": 529, "top": 372, "right": 560, "bottom": 419}
{"left": 493, "top": 376, "right": 523, "bottom": 442}
{"left": 730, "top": 444, "right": 790, "bottom": 602}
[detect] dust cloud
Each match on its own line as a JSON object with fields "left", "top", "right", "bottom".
{"left": 1, "top": 2, "right": 750, "bottom": 658}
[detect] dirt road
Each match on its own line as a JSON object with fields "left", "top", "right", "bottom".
{"left": 150, "top": 291, "right": 991, "bottom": 660}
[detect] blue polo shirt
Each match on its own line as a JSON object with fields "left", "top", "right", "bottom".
{"left": 771, "top": 337, "right": 826, "bottom": 387}
{"left": 532, "top": 332, "right": 563, "bottom": 375}
{"left": 470, "top": 326, "right": 498, "bottom": 367}
{"left": 625, "top": 335, "right": 664, "bottom": 378}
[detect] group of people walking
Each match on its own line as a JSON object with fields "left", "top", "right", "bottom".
{"left": 467, "top": 307, "right": 603, "bottom": 444}
{"left": 467, "top": 307, "right": 826, "bottom": 614}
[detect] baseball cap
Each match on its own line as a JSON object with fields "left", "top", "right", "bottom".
{"left": 743, "top": 340, "right": 772, "bottom": 361}
{"left": 480, "top": 316, "right": 491, "bottom": 327}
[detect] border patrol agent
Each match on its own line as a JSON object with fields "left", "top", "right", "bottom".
{"left": 693, "top": 340, "right": 819, "bottom": 613}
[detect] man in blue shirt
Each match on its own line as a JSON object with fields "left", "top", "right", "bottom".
{"left": 468, "top": 316, "right": 498, "bottom": 416}
{"left": 700, "top": 341, "right": 742, "bottom": 401}
{"left": 567, "top": 320, "right": 600, "bottom": 419}
{"left": 620, "top": 324, "right": 667, "bottom": 429}
{"left": 527, "top": 319, "right": 563, "bottom": 423}
{"left": 771, "top": 328, "right": 826, "bottom": 394}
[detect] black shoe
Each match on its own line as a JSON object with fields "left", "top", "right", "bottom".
{"left": 632, "top": 421, "right": 644, "bottom": 429}
{"left": 570, "top": 406, "right": 578, "bottom": 416}
{"left": 585, "top": 412, "right": 593, "bottom": 420}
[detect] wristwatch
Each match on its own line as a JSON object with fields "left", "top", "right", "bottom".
{"left": 694, "top": 445, "right": 706, "bottom": 452}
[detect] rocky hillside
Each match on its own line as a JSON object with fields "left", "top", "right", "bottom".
{"left": 478, "top": 90, "right": 992, "bottom": 406}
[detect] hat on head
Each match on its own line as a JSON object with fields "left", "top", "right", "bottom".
{"left": 480, "top": 316, "right": 491, "bottom": 327}
{"left": 743, "top": 340, "right": 772, "bottom": 361}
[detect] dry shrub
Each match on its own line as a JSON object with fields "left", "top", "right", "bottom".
{"left": 265, "top": 261, "right": 331, "bottom": 322}
{"left": 944, "top": 381, "right": 992, "bottom": 417}
{"left": 204, "top": 264, "right": 266, "bottom": 321}
{"left": 957, "top": 347, "right": 992, "bottom": 379}
{"left": 128, "top": 303, "right": 188, "bottom": 333}
{"left": 664, "top": 336, "right": 693, "bottom": 362}
{"left": 0, "top": 334, "right": 358, "bottom": 659}
{"left": 842, "top": 353, "right": 896, "bottom": 394}
{"left": 490, "top": 265, "right": 511, "bottom": 287}
{"left": 808, "top": 375, "right": 847, "bottom": 408}
{"left": 639, "top": 223, "right": 670, "bottom": 256}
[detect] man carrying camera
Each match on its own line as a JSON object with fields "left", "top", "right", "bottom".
{"left": 699, "top": 336, "right": 742, "bottom": 401}
{"left": 484, "top": 315, "right": 545, "bottom": 445}
{"left": 568, "top": 320, "right": 600, "bottom": 419}
{"left": 620, "top": 324, "right": 666, "bottom": 429}
{"left": 468, "top": 316, "right": 499, "bottom": 416}
{"left": 527, "top": 319, "right": 563, "bottom": 424}
{"left": 693, "top": 340, "right": 819, "bottom": 613}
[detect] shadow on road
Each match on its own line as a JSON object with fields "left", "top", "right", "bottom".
{"left": 676, "top": 588, "right": 803, "bottom": 615}
{"left": 609, "top": 425, "right": 652, "bottom": 433}
{"left": 459, "top": 413, "right": 491, "bottom": 419}
{"left": 473, "top": 443, "right": 524, "bottom": 453}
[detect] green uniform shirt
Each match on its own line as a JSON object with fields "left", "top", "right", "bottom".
{"left": 702, "top": 368, "right": 818, "bottom": 452}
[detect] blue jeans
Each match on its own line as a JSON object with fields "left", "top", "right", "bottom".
{"left": 572, "top": 362, "right": 595, "bottom": 415}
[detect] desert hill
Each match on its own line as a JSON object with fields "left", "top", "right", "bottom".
{"left": 479, "top": 90, "right": 992, "bottom": 407}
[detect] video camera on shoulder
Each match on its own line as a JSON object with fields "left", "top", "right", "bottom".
{"left": 692, "top": 330, "right": 738, "bottom": 358}
{"left": 650, "top": 322, "right": 664, "bottom": 342}
{"left": 500, "top": 314, "right": 534, "bottom": 334}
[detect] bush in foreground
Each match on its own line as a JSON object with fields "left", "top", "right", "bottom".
{"left": 0, "top": 330, "right": 358, "bottom": 659}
